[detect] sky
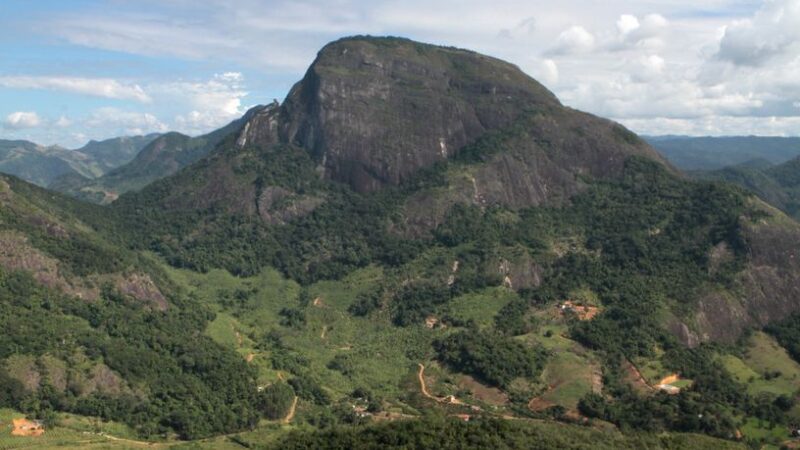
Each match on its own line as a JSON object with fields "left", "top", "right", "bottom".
{"left": 0, "top": 0, "right": 798, "bottom": 148}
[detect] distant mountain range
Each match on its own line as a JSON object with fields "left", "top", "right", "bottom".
{"left": 645, "top": 135, "right": 800, "bottom": 171}
{"left": 7, "top": 121, "right": 800, "bottom": 207}
{"left": 50, "top": 105, "right": 270, "bottom": 203}
{"left": 0, "top": 134, "right": 159, "bottom": 187}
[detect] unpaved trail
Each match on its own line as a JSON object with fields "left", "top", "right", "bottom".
{"left": 283, "top": 396, "right": 299, "bottom": 424}
{"left": 624, "top": 360, "right": 655, "bottom": 392}
{"left": 320, "top": 325, "right": 327, "bottom": 339}
{"left": 95, "top": 432, "right": 172, "bottom": 447}
{"left": 417, "top": 363, "right": 436, "bottom": 400}
{"left": 246, "top": 353, "right": 255, "bottom": 363}
{"left": 416, "top": 363, "right": 464, "bottom": 405}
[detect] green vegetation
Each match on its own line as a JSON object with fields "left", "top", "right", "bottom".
{"left": 694, "top": 154, "right": 800, "bottom": 219}
{"left": 268, "top": 415, "right": 745, "bottom": 450}
{"left": 435, "top": 329, "right": 546, "bottom": 388}
{"left": 0, "top": 267, "right": 263, "bottom": 439}
{"left": 766, "top": 313, "right": 800, "bottom": 364}
{"left": 258, "top": 382, "right": 295, "bottom": 420}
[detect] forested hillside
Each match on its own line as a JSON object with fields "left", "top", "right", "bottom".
{"left": 2, "top": 36, "right": 800, "bottom": 449}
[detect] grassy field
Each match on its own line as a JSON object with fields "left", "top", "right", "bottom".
{"left": 519, "top": 312, "right": 601, "bottom": 410}
{"left": 0, "top": 408, "right": 156, "bottom": 450}
{"left": 446, "top": 287, "right": 516, "bottom": 329}
{"left": 163, "top": 263, "right": 441, "bottom": 406}
{"left": 740, "top": 417, "right": 791, "bottom": 443}
{"left": 721, "top": 332, "right": 800, "bottom": 397}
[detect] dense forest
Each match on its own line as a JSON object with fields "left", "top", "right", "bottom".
{"left": 267, "top": 414, "right": 744, "bottom": 450}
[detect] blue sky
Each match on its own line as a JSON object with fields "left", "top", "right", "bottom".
{"left": 1, "top": 0, "right": 797, "bottom": 147}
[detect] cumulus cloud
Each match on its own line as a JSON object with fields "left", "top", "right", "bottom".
{"left": 0, "top": 76, "right": 151, "bottom": 103}
{"left": 161, "top": 72, "right": 249, "bottom": 134}
{"left": 547, "top": 25, "right": 595, "bottom": 55}
{"left": 717, "top": 0, "right": 800, "bottom": 66}
{"left": 3, "top": 112, "right": 42, "bottom": 130}
{"left": 55, "top": 116, "right": 72, "bottom": 128}
{"left": 528, "top": 58, "right": 559, "bottom": 86}
{"left": 85, "top": 107, "right": 168, "bottom": 135}
{"left": 610, "top": 13, "right": 669, "bottom": 50}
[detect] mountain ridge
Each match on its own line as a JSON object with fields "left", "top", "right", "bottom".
{"left": 51, "top": 105, "right": 270, "bottom": 203}
{"left": 0, "top": 134, "right": 159, "bottom": 188}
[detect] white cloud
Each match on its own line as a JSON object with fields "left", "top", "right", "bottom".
{"left": 3, "top": 112, "right": 41, "bottom": 130}
{"left": 0, "top": 76, "right": 151, "bottom": 103}
{"left": 542, "top": 59, "right": 560, "bottom": 85}
{"left": 547, "top": 25, "right": 595, "bottom": 55}
{"left": 620, "top": 115, "right": 800, "bottom": 137}
{"left": 528, "top": 58, "right": 559, "bottom": 86}
{"left": 616, "top": 14, "right": 640, "bottom": 35}
{"left": 85, "top": 107, "right": 168, "bottom": 136}
{"left": 55, "top": 116, "right": 72, "bottom": 128}
{"left": 159, "top": 72, "right": 249, "bottom": 134}
{"left": 609, "top": 13, "right": 669, "bottom": 50}
{"left": 717, "top": 0, "right": 800, "bottom": 66}
{"left": 628, "top": 54, "right": 666, "bottom": 82}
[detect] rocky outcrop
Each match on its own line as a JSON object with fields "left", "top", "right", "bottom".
{"left": 278, "top": 37, "right": 563, "bottom": 192}
{"left": 398, "top": 108, "right": 667, "bottom": 236}
{"left": 256, "top": 186, "right": 323, "bottom": 225}
{"left": 676, "top": 203, "right": 800, "bottom": 344}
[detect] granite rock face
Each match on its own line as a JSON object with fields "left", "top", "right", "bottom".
{"left": 276, "top": 37, "right": 563, "bottom": 192}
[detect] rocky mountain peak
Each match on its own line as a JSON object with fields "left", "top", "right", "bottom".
{"left": 238, "top": 36, "right": 565, "bottom": 192}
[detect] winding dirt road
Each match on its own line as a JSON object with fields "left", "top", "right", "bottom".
{"left": 417, "top": 363, "right": 436, "bottom": 399}
{"left": 283, "top": 396, "right": 299, "bottom": 424}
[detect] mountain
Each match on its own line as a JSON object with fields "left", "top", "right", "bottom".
{"left": 52, "top": 107, "right": 269, "bottom": 203}
{"left": 3, "top": 36, "right": 800, "bottom": 447}
{"left": 74, "top": 134, "right": 161, "bottom": 173}
{"left": 0, "top": 140, "right": 92, "bottom": 187}
{"left": 0, "top": 134, "right": 158, "bottom": 188}
{"left": 695, "top": 155, "right": 800, "bottom": 218}
{"left": 645, "top": 135, "right": 800, "bottom": 171}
